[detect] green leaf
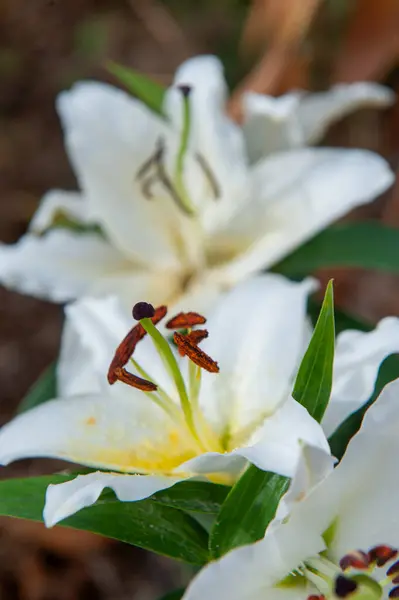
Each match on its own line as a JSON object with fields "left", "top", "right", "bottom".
{"left": 18, "top": 362, "right": 57, "bottom": 414}
{"left": 0, "top": 475, "right": 209, "bottom": 565}
{"left": 293, "top": 280, "right": 335, "bottom": 422}
{"left": 107, "top": 61, "right": 165, "bottom": 116}
{"left": 153, "top": 481, "right": 230, "bottom": 514}
{"left": 273, "top": 223, "right": 399, "bottom": 277}
{"left": 209, "top": 466, "right": 289, "bottom": 559}
{"left": 157, "top": 590, "right": 184, "bottom": 600}
{"left": 329, "top": 353, "right": 399, "bottom": 460}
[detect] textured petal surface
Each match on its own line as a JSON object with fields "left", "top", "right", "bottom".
{"left": 0, "top": 393, "right": 197, "bottom": 475}
{"left": 217, "top": 148, "right": 394, "bottom": 284}
{"left": 198, "top": 274, "right": 316, "bottom": 438}
{"left": 44, "top": 471, "right": 184, "bottom": 527}
{"left": 323, "top": 317, "right": 399, "bottom": 436}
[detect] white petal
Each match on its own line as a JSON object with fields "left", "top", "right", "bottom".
{"left": 58, "top": 296, "right": 130, "bottom": 396}
{"left": 183, "top": 507, "right": 324, "bottom": 600}
{"left": 323, "top": 317, "right": 399, "bottom": 436}
{"left": 198, "top": 274, "right": 317, "bottom": 438}
{"left": 324, "top": 378, "right": 399, "bottom": 558}
{"left": 297, "top": 82, "right": 395, "bottom": 145}
{"left": 242, "top": 83, "right": 394, "bottom": 163}
{"left": 272, "top": 444, "right": 335, "bottom": 528}
{"left": 0, "top": 230, "right": 132, "bottom": 302}
{"left": 29, "top": 189, "right": 90, "bottom": 233}
{"left": 217, "top": 148, "right": 394, "bottom": 283}
{"left": 236, "top": 397, "right": 331, "bottom": 477}
{"left": 57, "top": 81, "right": 183, "bottom": 267}
{"left": 164, "top": 56, "right": 249, "bottom": 232}
{"left": 0, "top": 393, "right": 197, "bottom": 475}
{"left": 44, "top": 471, "right": 184, "bottom": 527}
{"left": 242, "top": 91, "right": 303, "bottom": 162}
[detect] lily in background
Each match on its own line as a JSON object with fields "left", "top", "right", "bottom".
{"left": 182, "top": 377, "right": 399, "bottom": 600}
{"left": 0, "top": 274, "right": 398, "bottom": 527}
{"left": 0, "top": 55, "right": 394, "bottom": 312}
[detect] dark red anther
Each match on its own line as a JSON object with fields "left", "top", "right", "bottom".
{"left": 369, "top": 546, "right": 398, "bottom": 567}
{"left": 166, "top": 312, "right": 206, "bottom": 329}
{"left": 387, "top": 561, "right": 399, "bottom": 578}
{"left": 174, "top": 332, "right": 219, "bottom": 373}
{"left": 108, "top": 305, "right": 167, "bottom": 385}
{"left": 334, "top": 575, "right": 357, "bottom": 598}
{"left": 390, "top": 586, "right": 399, "bottom": 598}
{"left": 307, "top": 596, "right": 325, "bottom": 600}
{"left": 132, "top": 302, "right": 155, "bottom": 320}
{"left": 340, "top": 550, "right": 370, "bottom": 571}
{"left": 113, "top": 367, "right": 157, "bottom": 392}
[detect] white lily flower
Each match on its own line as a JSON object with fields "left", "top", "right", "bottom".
{"left": 182, "top": 377, "right": 399, "bottom": 600}
{"left": 0, "top": 56, "right": 394, "bottom": 311}
{"left": 0, "top": 275, "right": 331, "bottom": 528}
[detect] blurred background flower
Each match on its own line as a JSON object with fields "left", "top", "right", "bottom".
{"left": 1, "top": 0, "right": 399, "bottom": 598}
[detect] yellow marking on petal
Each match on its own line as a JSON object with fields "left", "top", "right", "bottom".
{"left": 85, "top": 417, "right": 97, "bottom": 426}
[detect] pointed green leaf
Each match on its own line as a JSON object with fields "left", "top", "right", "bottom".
{"left": 273, "top": 223, "right": 399, "bottom": 277}
{"left": 293, "top": 280, "right": 335, "bottom": 423}
{"left": 209, "top": 466, "right": 289, "bottom": 559}
{"left": 153, "top": 481, "right": 230, "bottom": 514}
{"left": 0, "top": 475, "right": 209, "bottom": 565}
{"left": 18, "top": 362, "right": 57, "bottom": 414}
{"left": 107, "top": 61, "right": 165, "bottom": 116}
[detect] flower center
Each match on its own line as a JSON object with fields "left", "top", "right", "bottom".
{"left": 107, "top": 302, "right": 223, "bottom": 454}
{"left": 136, "top": 86, "right": 220, "bottom": 217}
{"left": 284, "top": 545, "right": 399, "bottom": 600}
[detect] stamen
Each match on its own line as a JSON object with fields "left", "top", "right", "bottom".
{"left": 108, "top": 305, "right": 167, "bottom": 384}
{"left": 174, "top": 332, "right": 219, "bottom": 373}
{"left": 340, "top": 551, "right": 371, "bottom": 572}
{"left": 369, "top": 546, "right": 398, "bottom": 567}
{"left": 195, "top": 152, "right": 221, "bottom": 200}
{"left": 387, "top": 562, "right": 399, "bottom": 578}
{"left": 390, "top": 588, "right": 399, "bottom": 598}
{"left": 133, "top": 302, "right": 155, "bottom": 321}
{"left": 113, "top": 367, "right": 157, "bottom": 392}
{"left": 166, "top": 312, "right": 206, "bottom": 329}
{"left": 307, "top": 596, "right": 325, "bottom": 600}
{"left": 175, "top": 330, "right": 209, "bottom": 357}
{"left": 334, "top": 575, "right": 358, "bottom": 598}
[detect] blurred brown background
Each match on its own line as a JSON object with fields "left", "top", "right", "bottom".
{"left": 0, "top": 0, "right": 399, "bottom": 598}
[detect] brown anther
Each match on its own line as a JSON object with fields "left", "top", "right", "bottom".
{"left": 307, "top": 596, "right": 325, "bottom": 600}
{"left": 113, "top": 367, "right": 157, "bottom": 392}
{"left": 340, "top": 550, "right": 370, "bottom": 571}
{"left": 392, "top": 576, "right": 399, "bottom": 585}
{"left": 334, "top": 575, "right": 357, "bottom": 598}
{"left": 369, "top": 545, "right": 398, "bottom": 567}
{"left": 175, "top": 330, "right": 209, "bottom": 357}
{"left": 166, "top": 312, "right": 206, "bottom": 329}
{"left": 174, "top": 332, "right": 219, "bottom": 373}
{"left": 387, "top": 561, "right": 399, "bottom": 578}
{"left": 108, "top": 305, "right": 167, "bottom": 385}
{"left": 390, "top": 586, "right": 399, "bottom": 598}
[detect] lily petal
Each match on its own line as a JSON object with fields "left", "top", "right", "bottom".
{"left": 44, "top": 471, "right": 184, "bottom": 527}
{"left": 242, "top": 83, "right": 393, "bottom": 163}
{"left": 29, "top": 189, "right": 90, "bottom": 234}
{"left": 164, "top": 56, "right": 249, "bottom": 231}
{"left": 217, "top": 148, "right": 394, "bottom": 284}
{"left": 323, "top": 317, "right": 399, "bottom": 436}
{"left": 0, "top": 393, "right": 196, "bottom": 475}
{"left": 57, "top": 81, "right": 183, "bottom": 267}
{"left": 198, "top": 274, "right": 317, "bottom": 437}
{"left": 0, "top": 230, "right": 133, "bottom": 302}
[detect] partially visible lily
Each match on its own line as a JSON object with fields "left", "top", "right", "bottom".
{"left": 0, "top": 55, "right": 394, "bottom": 312}
{"left": 0, "top": 275, "right": 330, "bottom": 527}
{"left": 182, "top": 377, "right": 399, "bottom": 600}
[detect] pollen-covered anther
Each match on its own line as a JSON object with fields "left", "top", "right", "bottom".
{"left": 166, "top": 312, "right": 206, "bottom": 329}
{"left": 174, "top": 332, "right": 219, "bottom": 373}
{"left": 387, "top": 560, "right": 399, "bottom": 578}
{"left": 369, "top": 545, "right": 398, "bottom": 567}
{"left": 340, "top": 550, "right": 371, "bottom": 571}
{"left": 334, "top": 575, "right": 358, "bottom": 598}
{"left": 175, "top": 330, "right": 209, "bottom": 357}
{"left": 389, "top": 587, "right": 399, "bottom": 598}
{"left": 107, "top": 305, "right": 167, "bottom": 384}
{"left": 113, "top": 367, "right": 157, "bottom": 392}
